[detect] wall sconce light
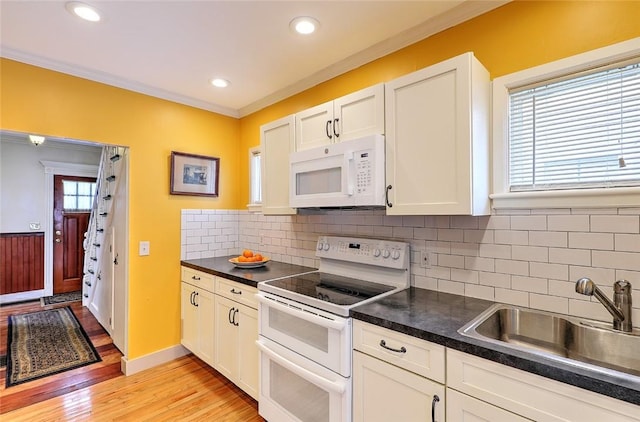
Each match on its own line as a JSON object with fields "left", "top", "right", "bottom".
{"left": 29, "top": 135, "right": 46, "bottom": 146}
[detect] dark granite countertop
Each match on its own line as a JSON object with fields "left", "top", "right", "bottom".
{"left": 351, "top": 287, "right": 640, "bottom": 406}
{"left": 181, "top": 256, "right": 317, "bottom": 288}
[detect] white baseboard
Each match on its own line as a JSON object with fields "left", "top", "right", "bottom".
{"left": 120, "top": 344, "right": 190, "bottom": 376}
{"left": 0, "top": 289, "right": 45, "bottom": 304}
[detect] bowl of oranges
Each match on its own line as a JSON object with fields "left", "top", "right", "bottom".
{"left": 229, "top": 250, "right": 270, "bottom": 268}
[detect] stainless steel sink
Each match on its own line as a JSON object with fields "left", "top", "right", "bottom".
{"left": 459, "top": 303, "right": 640, "bottom": 379}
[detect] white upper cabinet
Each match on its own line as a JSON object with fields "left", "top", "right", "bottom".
{"left": 385, "top": 52, "right": 490, "bottom": 215}
{"left": 295, "top": 84, "right": 384, "bottom": 151}
{"left": 260, "top": 115, "right": 296, "bottom": 215}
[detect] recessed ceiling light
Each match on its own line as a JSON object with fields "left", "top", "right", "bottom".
{"left": 210, "top": 78, "right": 230, "bottom": 88}
{"left": 290, "top": 16, "right": 320, "bottom": 35}
{"left": 65, "top": 2, "right": 102, "bottom": 22}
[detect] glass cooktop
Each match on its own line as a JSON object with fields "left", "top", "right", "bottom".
{"left": 263, "top": 272, "right": 395, "bottom": 307}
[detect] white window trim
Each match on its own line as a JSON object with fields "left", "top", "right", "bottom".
{"left": 491, "top": 37, "right": 640, "bottom": 209}
{"left": 247, "top": 146, "right": 262, "bottom": 212}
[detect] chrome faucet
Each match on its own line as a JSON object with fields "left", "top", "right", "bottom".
{"left": 575, "top": 278, "right": 633, "bottom": 332}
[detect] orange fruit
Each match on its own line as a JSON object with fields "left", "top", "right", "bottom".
{"left": 254, "top": 254, "right": 263, "bottom": 262}
{"left": 242, "top": 249, "right": 254, "bottom": 258}
{"left": 237, "top": 256, "right": 247, "bottom": 262}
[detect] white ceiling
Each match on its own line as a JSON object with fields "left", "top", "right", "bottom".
{"left": 1, "top": 1, "right": 507, "bottom": 118}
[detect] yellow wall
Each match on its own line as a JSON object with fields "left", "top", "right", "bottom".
{"left": 238, "top": 0, "right": 640, "bottom": 205}
{"left": 1, "top": 60, "right": 240, "bottom": 358}
{"left": 2, "top": 0, "right": 640, "bottom": 360}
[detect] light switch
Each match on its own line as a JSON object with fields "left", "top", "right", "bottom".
{"left": 139, "top": 241, "right": 150, "bottom": 256}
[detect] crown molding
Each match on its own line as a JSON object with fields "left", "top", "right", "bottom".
{"left": 238, "top": 1, "right": 510, "bottom": 117}
{"left": 1, "top": 48, "right": 240, "bottom": 118}
{"left": 1, "top": 1, "right": 508, "bottom": 119}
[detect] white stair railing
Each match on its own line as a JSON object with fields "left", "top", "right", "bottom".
{"left": 82, "top": 146, "right": 125, "bottom": 330}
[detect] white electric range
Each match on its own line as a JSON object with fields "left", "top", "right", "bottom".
{"left": 256, "top": 235, "right": 410, "bottom": 422}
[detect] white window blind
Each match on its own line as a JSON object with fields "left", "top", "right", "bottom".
{"left": 509, "top": 60, "right": 640, "bottom": 191}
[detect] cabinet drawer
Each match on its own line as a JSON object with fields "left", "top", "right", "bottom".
{"left": 353, "top": 320, "right": 445, "bottom": 383}
{"left": 215, "top": 276, "right": 258, "bottom": 309}
{"left": 447, "top": 349, "right": 640, "bottom": 421}
{"left": 446, "top": 388, "right": 529, "bottom": 422}
{"left": 181, "top": 266, "right": 214, "bottom": 292}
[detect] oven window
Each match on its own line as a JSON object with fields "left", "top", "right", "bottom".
{"left": 269, "top": 307, "right": 329, "bottom": 352}
{"left": 271, "top": 360, "right": 330, "bottom": 422}
{"left": 296, "top": 167, "right": 342, "bottom": 195}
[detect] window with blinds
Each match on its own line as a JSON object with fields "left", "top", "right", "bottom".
{"left": 509, "top": 60, "right": 640, "bottom": 192}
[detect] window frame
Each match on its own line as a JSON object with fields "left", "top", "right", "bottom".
{"left": 247, "top": 146, "right": 262, "bottom": 212}
{"left": 492, "top": 37, "right": 640, "bottom": 209}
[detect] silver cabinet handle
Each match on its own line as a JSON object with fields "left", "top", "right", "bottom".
{"left": 431, "top": 395, "right": 440, "bottom": 422}
{"left": 379, "top": 339, "right": 406, "bottom": 353}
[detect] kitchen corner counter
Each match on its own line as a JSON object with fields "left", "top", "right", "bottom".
{"left": 181, "top": 256, "right": 316, "bottom": 288}
{"left": 350, "top": 287, "right": 640, "bottom": 406}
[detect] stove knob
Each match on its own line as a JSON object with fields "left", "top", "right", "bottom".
{"left": 392, "top": 250, "right": 401, "bottom": 260}
{"left": 317, "top": 242, "right": 324, "bottom": 251}
{"left": 382, "top": 249, "right": 391, "bottom": 259}
{"left": 373, "top": 248, "right": 381, "bottom": 257}
{"left": 323, "top": 243, "right": 330, "bottom": 251}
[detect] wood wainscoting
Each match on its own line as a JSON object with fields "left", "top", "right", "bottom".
{"left": 0, "top": 232, "right": 44, "bottom": 295}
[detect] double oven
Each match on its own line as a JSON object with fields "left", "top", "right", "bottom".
{"left": 257, "top": 236, "right": 410, "bottom": 422}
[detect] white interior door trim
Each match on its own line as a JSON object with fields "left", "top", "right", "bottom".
{"left": 41, "top": 160, "right": 99, "bottom": 297}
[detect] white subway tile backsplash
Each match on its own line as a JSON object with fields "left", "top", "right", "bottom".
{"left": 615, "top": 234, "right": 640, "bottom": 252}
{"left": 495, "top": 259, "right": 529, "bottom": 276}
{"left": 547, "top": 215, "right": 590, "bottom": 232}
{"left": 495, "top": 288, "right": 529, "bottom": 307}
{"left": 591, "top": 215, "right": 640, "bottom": 234}
{"left": 494, "top": 230, "right": 528, "bottom": 245}
{"left": 181, "top": 207, "right": 639, "bottom": 325}
{"left": 568, "top": 232, "right": 614, "bottom": 250}
{"left": 511, "top": 275, "right": 548, "bottom": 294}
{"left": 548, "top": 247, "right": 591, "bottom": 266}
{"left": 512, "top": 245, "right": 548, "bottom": 263}
{"left": 592, "top": 250, "right": 640, "bottom": 271}
{"left": 529, "top": 231, "right": 568, "bottom": 248}
{"left": 510, "top": 215, "right": 547, "bottom": 231}
{"left": 530, "top": 262, "right": 568, "bottom": 280}
{"left": 529, "top": 293, "right": 568, "bottom": 314}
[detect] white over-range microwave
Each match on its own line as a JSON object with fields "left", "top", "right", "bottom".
{"left": 289, "top": 134, "right": 386, "bottom": 208}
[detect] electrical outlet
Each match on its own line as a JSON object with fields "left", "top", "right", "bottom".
{"left": 420, "top": 249, "right": 431, "bottom": 268}
{"left": 139, "top": 241, "right": 150, "bottom": 256}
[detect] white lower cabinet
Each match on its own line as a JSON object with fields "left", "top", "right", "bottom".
{"left": 447, "top": 349, "right": 640, "bottom": 422}
{"left": 180, "top": 268, "right": 215, "bottom": 366}
{"left": 214, "top": 277, "right": 259, "bottom": 400}
{"left": 180, "top": 284, "right": 215, "bottom": 365}
{"left": 180, "top": 267, "right": 259, "bottom": 400}
{"left": 353, "top": 320, "right": 445, "bottom": 422}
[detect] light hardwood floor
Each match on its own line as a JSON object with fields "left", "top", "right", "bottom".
{"left": 1, "top": 300, "right": 265, "bottom": 421}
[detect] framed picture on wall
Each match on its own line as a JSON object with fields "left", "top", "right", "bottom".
{"left": 170, "top": 151, "right": 220, "bottom": 197}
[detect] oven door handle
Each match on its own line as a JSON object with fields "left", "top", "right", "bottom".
{"left": 257, "top": 294, "right": 348, "bottom": 331}
{"left": 256, "top": 340, "right": 346, "bottom": 394}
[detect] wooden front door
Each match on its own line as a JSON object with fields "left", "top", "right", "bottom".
{"left": 53, "top": 175, "right": 95, "bottom": 294}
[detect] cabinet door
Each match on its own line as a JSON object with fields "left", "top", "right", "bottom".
{"left": 261, "top": 115, "right": 296, "bottom": 215}
{"left": 295, "top": 101, "right": 333, "bottom": 151}
{"left": 353, "top": 350, "right": 445, "bottom": 422}
{"left": 180, "top": 282, "right": 198, "bottom": 353}
{"left": 236, "top": 304, "right": 259, "bottom": 400}
{"left": 195, "top": 288, "right": 215, "bottom": 366}
{"left": 385, "top": 52, "right": 489, "bottom": 215}
{"left": 214, "top": 295, "right": 238, "bottom": 380}
{"left": 446, "top": 388, "right": 529, "bottom": 422}
{"left": 334, "top": 83, "right": 384, "bottom": 142}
